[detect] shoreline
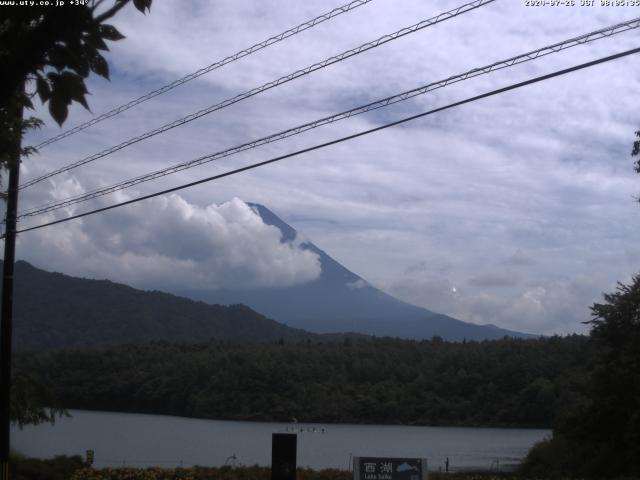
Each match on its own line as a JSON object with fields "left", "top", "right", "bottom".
{"left": 54, "top": 407, "right": 553, "bottom": 431}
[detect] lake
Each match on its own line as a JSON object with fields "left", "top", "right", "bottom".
{"left": 12, "top": 410, "right": 549, "bottom": 472}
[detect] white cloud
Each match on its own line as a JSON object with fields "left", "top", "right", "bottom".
{"left": 15, "top": 196, "right": 321, "bottom": 291}
{"left": 382, "top": 268, "right": 621, "bottom": 335}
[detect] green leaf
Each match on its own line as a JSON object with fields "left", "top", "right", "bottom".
{"left": 59, "top": 71, "right": 90, "bottom": 110}
{"left": 59, "top": 71, "right": 88, "bottom": 94}
{"left": 36, "top": 75, "right": 51, "bottom": 103}
{"left": 70, "top": 89, "right": 90, "bottom": 110}
{"left": 47, "top": 47, "right": 67, "bottom": 71}
{"left": 48, "top": 71, "right": 91, "bottom": 120}
{"left": 84, "top": 32, "right": 110, "bottom": 52}
{"left": 46, "top": 43, "right": 87, "bottom": 77}
{"left": 22, "top": 117, "right": 44, "bottom": 130}
{"left": 73, "top": 51, "right": 90, "bottom": 77}
{"left": 133, "top": 0, "right": 152, "bottom": 13}
{"left": 99, "top": 24, "right": 125, "bottom": 41}
{"left": 89, "top": 53, "right": 109, "bottom": 80}
{"left": 48, "top": 96, "right": 68, "bottom": 126}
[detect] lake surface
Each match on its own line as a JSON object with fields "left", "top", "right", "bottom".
{"left": 12, "top": 410, "right": 549, "bottom": 472}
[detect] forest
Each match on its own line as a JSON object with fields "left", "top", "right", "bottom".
{"left": 15, "top": 335, "right": 591, "bottom": 428}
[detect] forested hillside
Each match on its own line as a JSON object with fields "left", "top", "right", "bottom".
{"left": 16, "top": 335, "right": 591, "bottom": 428}
{"left": 3, "top": 261, "right": 325, "bottom": 350}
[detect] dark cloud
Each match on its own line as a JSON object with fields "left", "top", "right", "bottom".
{"left": 504, "top": 249, "right": 536, "bottom": 266}
{"left": 404, "top": 261, "right": 428, "bottom": 275}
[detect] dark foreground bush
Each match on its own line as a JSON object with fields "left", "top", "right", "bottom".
{"left": 8, "top": 457, "right": 521, "bottom": 480}
{"left": 518, "top": 435, "right": 583, "bottom": 479}
{"left": 69, "top": 465, "right": 515, "bottom": 480}
{"left": 11, "top": 454, "right": 86, "bottom": 480}
{"left": 69, "top": 466, "right": 352, "bottom": 480}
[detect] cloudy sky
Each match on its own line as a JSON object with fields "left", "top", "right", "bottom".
{"left": 7, "top": 0, "right": 640, "bottom": 335}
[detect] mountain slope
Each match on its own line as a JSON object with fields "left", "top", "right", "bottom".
{"left": 2, "top": 260, "right": 322, "bottom": 351}
{"left": 181, "top": 203, "right": 534, "bottom": 341}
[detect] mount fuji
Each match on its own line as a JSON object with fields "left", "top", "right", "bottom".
{"left": 180, "top": 203, "right": 534, "bottom": 341}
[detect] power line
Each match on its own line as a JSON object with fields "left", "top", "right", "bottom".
{"left": 20, "top": 0, "right": 496, "bottom": 190}
{"left": 18, "top": 16, "right": 640, "bottom": 219}
{"left": 33, "top": 0, "right": 375, "bottom": 150}
{"left": 10, "top": 46, "right": 639, "bottom": 237}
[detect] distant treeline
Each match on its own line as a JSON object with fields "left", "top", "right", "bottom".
{"left": 15, "top": 336, "right": 591, "bottom": 428}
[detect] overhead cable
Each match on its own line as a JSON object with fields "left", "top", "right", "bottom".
{"left": 34, "top": 0, "right": 375, "bottom": 149}
{"left": 9, "top": 46, "right": 640, "bottom": 237}
{"left": 18, "top": 16, "right": 640, "bottom": 218}
{"left": 21, "top": 0, "right": 496, "bottom": 190}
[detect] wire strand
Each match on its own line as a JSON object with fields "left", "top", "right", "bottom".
{"left": 10, "top": 46, "right": 639, "bottom": 237}
{"left": 18, "top": 16, "right": 640, "bottom": 218}
{"left": 33, "top": 0, "right": 375, "bottom": 149}
{"left": 20, "top": 0, "right": 496, "bottom": 190}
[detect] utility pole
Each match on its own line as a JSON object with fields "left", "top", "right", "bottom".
{"left": 0, "top": 89, "right": 24, "bottom": 480}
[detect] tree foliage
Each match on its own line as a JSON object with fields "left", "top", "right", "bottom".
{"left": 521, "top": 276, "right": 640, "bottom": 478}
{"left": 0, "top": 0, "right": 152, "bottom": 170}
{"left": 632, "top": 129, "right": 640, "bottom": 176}
{"left": 10, "top": 372, "right": 66, "bottom": 428}
{"left": 16, "top": 335, "right": 591, "bottom": 428}
{"left": 580, "top": 276, "right": 640, "bottom": 475}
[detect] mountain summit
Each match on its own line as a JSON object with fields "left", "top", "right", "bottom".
{"left": 181, "top": 203, "right": 533, "bottom": 341}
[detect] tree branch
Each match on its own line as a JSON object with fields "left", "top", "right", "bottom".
{"left": 94, "top": 0, "right": 128, "bottom": 23}
{"left": 91, "top": 0, "right": 107, "bottom": 11}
